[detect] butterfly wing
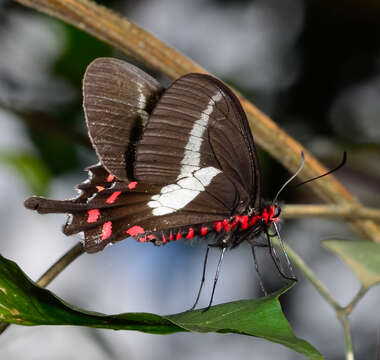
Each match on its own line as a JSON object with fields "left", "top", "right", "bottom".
{"left": 83, "top": 57, "right": 162, "bottom": 180}
{"left": 135, "top": 73, "right": 261, "bottom": 214}
{"left": 25, "top": 64, "right": 261, "bottom": 253}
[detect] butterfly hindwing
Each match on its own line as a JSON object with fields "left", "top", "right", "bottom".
{"left": 135, "top": 73, "right": 261, "bottom": 214}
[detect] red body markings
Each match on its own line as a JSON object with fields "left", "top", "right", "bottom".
{"left": 186, "top": 228, "right": 195, "bottom": 239}
{"left": 126, "top": 225, "right": 145, "bottom": 236}
{"left": 214, "top": 221, "right": 223, "bottom": 232}
{"left": 106, "top": 191, "right": 121, "bottom": 204}
{"left": 128, "top": 206, "right": 279, "bottom": 246}
{"left": 201, "top": 227, "right": 208, "bottom": 236}
{"left": 87, "top": 209, "right": 100, "bottom": 223}
{"left": 101, "top": 221, "right": 112, "bottom": 240}
{"left": 128, "top": 181, "right": 138, "bottom": 189}
{"left": 106, "top": 174, "right": 115, "bottom": 182}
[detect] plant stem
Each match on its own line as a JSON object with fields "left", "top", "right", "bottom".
{"left": 337, "top": 311, "right": 355, "bottom": 360}
{"left": 276, "top": 239, "right": 341, "bottom": 311}
{"left": 274, "top": 239, "right": 357, "bottom": 358}
{"left": 12, "top": 0, "right": 380, "bottom": 243}
{"left": 283, "top": 204, "right": 380, "bottom": 222}
{"left": 0, "top": 242, "right": 84, "bottom": 335}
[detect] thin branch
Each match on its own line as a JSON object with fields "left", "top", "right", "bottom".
{"left": 0, "top": 242, "right": 84, "bottom": 335}
{"left": 344, "top": 286, "right": 369, "bottom": 315}
{"left": 273, "top": 238, "right": 355, "bottom": 359}
{"left": 12, "top": 0, "right": 380, "bottom": 242}
{"left": 272, "top": 237, "right": 341, "bottom": 311}
{"left": 283, "top": 204, "right": 380, "bottom": 222}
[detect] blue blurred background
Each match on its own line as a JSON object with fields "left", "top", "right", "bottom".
{"left": 0, "top": 0, "right": 380, "bottom": 358}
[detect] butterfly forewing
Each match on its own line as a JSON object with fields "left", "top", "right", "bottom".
{"left": 83, "top": 58, "right": 162, "bottom": 180}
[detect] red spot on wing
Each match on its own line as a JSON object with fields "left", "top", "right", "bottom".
{"left": 107, "top": 174, "right": 115, "bottom": 182}
{"left": 106, "top": 191, "right": 121, "bottom": 204}
{"left": 126, "top": 225, "right": 145, "bottom": 236}
{"left": 96, "top": 186, "right": 105, "bottom": 192}
{"left": 87, "top": 209, "right": 100, "bottom": 223}
{"left": 101, "top": 221, "right": 112, "bottom": 240}
{"left": 162, "top": 234, "right": 167, "bottom": 243}
{"left": 128, "top": 181, "right": 138, "bottom": 189}
{"left": 147, "top": 234, "right": 155, "bottom": 240}
{"left": 201, "top": 227, "right": 208, "bottom": 236}
{"left": 186, "top": 228, "right": 194, "bottom": 239}
{"left": 176, "top": 232, "right": 182, "bottom": 240}
{"left": 169, "top": 232, "right": 174, "bottom": 241}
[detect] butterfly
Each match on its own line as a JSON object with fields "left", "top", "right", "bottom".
{"left": 25, "top": 58, "right": 295, "bottom": 308}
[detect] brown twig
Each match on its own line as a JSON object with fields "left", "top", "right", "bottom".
{"left": 12, "top": 0, "right": 380, "bottom": 242}
{"left": 0, "top": 242, "right": 84, "bottom": 334}
{"left": 283, "top": 204, "right": 380, "bottom": 222}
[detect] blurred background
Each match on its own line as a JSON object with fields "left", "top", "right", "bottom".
{"left": 0, "top": 0, "right": 380, "bottom": 358}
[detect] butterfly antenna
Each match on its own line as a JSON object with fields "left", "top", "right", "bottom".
{"left": 273, "top": 151, "right": 305, "bottom": 203}
{"left": 295, "top": 151, "right": 347, "bottom": 187}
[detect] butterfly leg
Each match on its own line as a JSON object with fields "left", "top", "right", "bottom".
{"left": 249, "top": 243, "right": 268, "bottom": 296}
{"left": 203, "top": 246, "right": 227, "bottom": 312}
{"left": 273, "top": 222, "right": 296, "bottom": 281}
{"left": 265, "top": 228, "right": 297, "bottom": 282}
{"left": 190, "top": 246, "right": 210, "bottom": 311}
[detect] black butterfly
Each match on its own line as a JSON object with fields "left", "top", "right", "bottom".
{"left": 25, "top": 58, "right": 294, "bottom": 308}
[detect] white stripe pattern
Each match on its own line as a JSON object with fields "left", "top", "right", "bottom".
{"left": 148, "top": 91, "right": 223, "bottom": 216}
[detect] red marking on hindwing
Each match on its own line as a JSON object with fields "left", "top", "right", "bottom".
{"left": 128, "top": 181, "right": 138, "bottom": 189}
{"left": 169, "top": 232, "right": 174, "bottom": 241}
{"left": 96, "top": 186, "right": 105, "bottom": 192}
{"left": 106, "top": 191, "right": 121, "bottom": 204}
{"left": 176, "top": 232, "right": 182, "bottom": 240}
{"left": 101, "top": 221, "right": 112, "bottom": 240}
{"left": 87, "top": 209, "right": 100, "bottom": 223}
{"left": 107, "top": 174, "right": 115, "bottom": 182}
{"left": 147, "top": 234, "right": 155, "bottom": 241}
{"left": 126, "top": 225, "right": 145, "bottom": 236}
{"left": 186, "top": 228, "right": 194, "bottom": 239}
{"left": 201, "top": 227, "right": 208, "bottom": 236}
{"left": 162, "top": 234, "right": 167, "bottom": 243}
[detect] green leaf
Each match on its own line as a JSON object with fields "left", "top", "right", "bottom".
{"left": 322, "top": 239, "right": 380, "bottom": 288}
{"left": 0, "top": 254, "right": 322, "bottom": 359}
{"left": 0, "top": 152, "right": 51, "bottom": 195}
